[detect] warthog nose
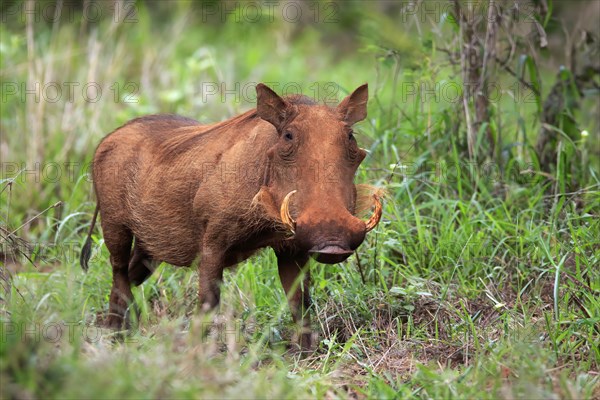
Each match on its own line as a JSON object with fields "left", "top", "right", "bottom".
{"left": 309, "top": 243, "right": 354, "bottom": 264}
{"left": 294, "top": 205, "right": 367, "bottom": 264}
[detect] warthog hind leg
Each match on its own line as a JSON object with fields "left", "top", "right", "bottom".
{"left": 103, "top": 222, "right": 134, "bottom": 330}
{"left": 128, "top": 238, "right": 159, "bottom": 286}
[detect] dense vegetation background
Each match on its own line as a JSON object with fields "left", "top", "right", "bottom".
{"left": 1, "top": 0, "right": 598, "bottom": 398}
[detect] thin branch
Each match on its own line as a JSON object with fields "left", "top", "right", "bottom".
{"left": 494, "top": 56, "right": 540, "bottom": 96}
{"left": 354, "top": 251, "right": 366, "bottom": 285}
{"left": 8, "top": 201, "right": 62, "bottom": 238}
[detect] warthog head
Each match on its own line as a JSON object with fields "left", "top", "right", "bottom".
{"left": 254, "top": 83, "right": 382, "bottom": 263}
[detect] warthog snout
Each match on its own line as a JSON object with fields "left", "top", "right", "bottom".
{"left": 279, "top": 190, "right": 382, "bottom": 264}
{"left": 299, "top": 213, "right": 366, "bottom": 264}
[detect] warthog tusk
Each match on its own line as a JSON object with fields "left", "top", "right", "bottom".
{"left": 280, "top": 190, "right": 297, "bottom": 234}
{"left": 365, "top": 194, "right": 382, "bottom": 232}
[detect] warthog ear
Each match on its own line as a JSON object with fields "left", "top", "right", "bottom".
{"left": 256, "top": 83, "right": 291, "bottom": 129}
{"left": 337, "top": 83, "right": 368, "bottom": 125}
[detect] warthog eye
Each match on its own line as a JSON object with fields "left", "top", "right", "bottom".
{"left": 347, "top": 130, "right": 361, "bottom": 161}
{"left": 284, "top": 131, "right": 294, "bottom": 141}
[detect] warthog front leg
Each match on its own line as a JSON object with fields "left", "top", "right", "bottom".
{"left": 198, "top": 247, "right": 225, "bottom": 311}
{"left": 275, "top": 251, "right": 311, "bottom": 351}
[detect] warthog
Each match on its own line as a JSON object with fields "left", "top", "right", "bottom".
{"left": 80, "top": 83, "right": 382, "bottom": 349}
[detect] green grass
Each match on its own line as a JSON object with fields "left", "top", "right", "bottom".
{"left": 1, "top": 2, "right": 599, "bottom": 399}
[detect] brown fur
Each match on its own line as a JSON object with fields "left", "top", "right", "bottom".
{"left": 81, "top": 83, "right": 375, "bottom": 351}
